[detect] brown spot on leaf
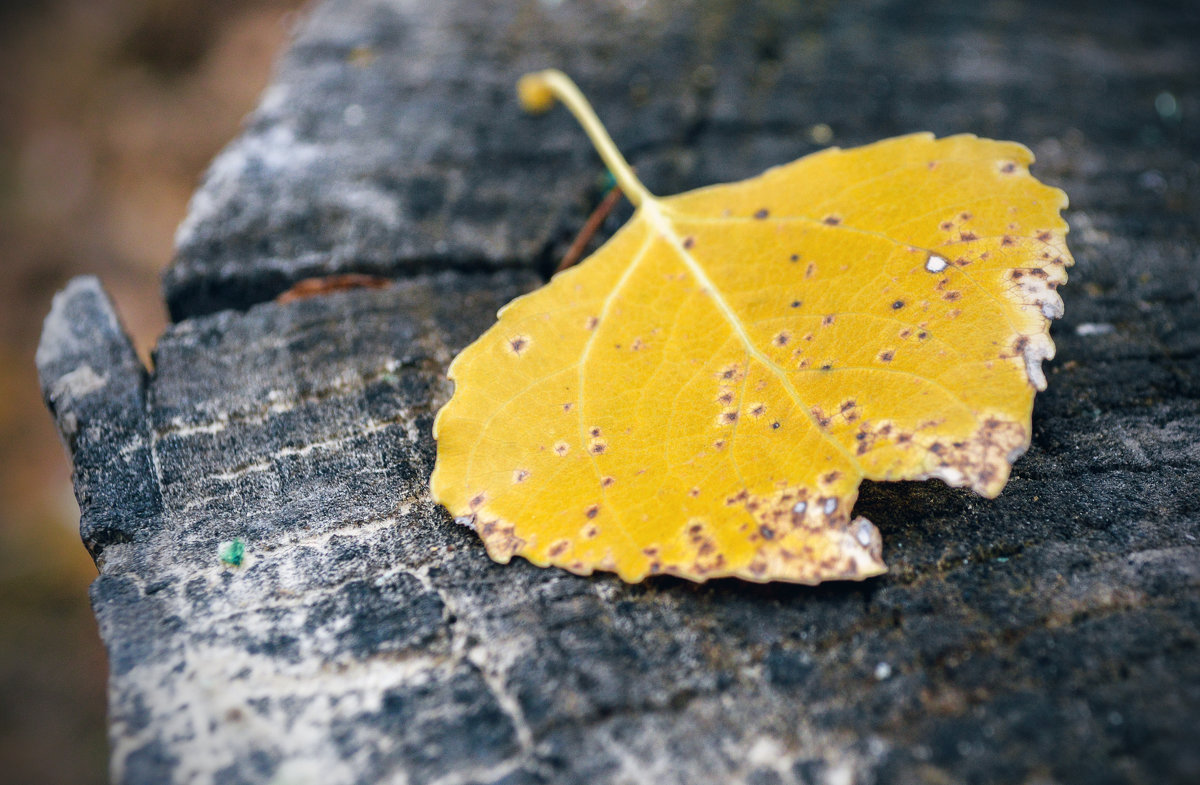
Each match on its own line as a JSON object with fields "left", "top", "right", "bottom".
{"left": 773, "top": 332, "right": 790, "bottom": 346}
{"left": 790, "top": 300, "right": 802, "bottom": 308}
{"left": 548, "top": 540, "right": 570, "bottom": 557}
{"left": 960, "top": 230, "right": 978, "bottom": 241}
{"left": 940, "top": 221, "right": 954, "bottom": 230}
{"left": 789, "top": 253, "right": 800, "bottom": 262}
{"left": 589, "top": 440, "right": 607, "bottom": 455}
{"left": 823, "top": 215, "right": 841, "bottom": 226}
{"left": 1001, "top": 235, "right": 1015, "bottom": 246}
{"left": 754, "top": 208, "right": 770, "bottom": 219}
{"left": 1000, "top": 162, "right": 1017, "bottom": 174}
{"left": 823, "top": 471, "right": 841, "bottom": 484}
{"left": 589, "top": 427, "right": 602, "bottom": 438}
{"left": 892, "top": 300, "right": 905, "bottom": 310}
{"left": 601, "top": 476, "right": 615, "bottom": 488}
{"left": 513, "top": 469, "right": 530, "bottom": 484}
{"left": 683, "top": 235, "right": 695, "bottom": 249}
{"left": 943, "top": 291, "right": 962, "bottom": 302}
{"left": 879, "top": 350, "right": 894, "bottom": 362}
{"left": 759, "top": 525, "right": 776, "bottom": 540}
{"left": 507, "top": 335, "right": 530, "bottom": 355}
{"left": 821, "top": 315, "right": 835, "bottom": 327}
{"left": 805, "top": 262, "right": 817, "bottom": 278}
{"left": 585, "top": 505, "right": 600, "bottom": 519}
{"left": 554, "top": 442, "right": 569, "bottom": 456}
{"left": 469, "top": 493, "right": 486, "bottom": 509}
{"left": 585, "top": 316, "right": 600, "bottom": 330}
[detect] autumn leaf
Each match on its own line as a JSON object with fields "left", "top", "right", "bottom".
{"left": 431, "top": 70, "right": 1071, "bottom": 584}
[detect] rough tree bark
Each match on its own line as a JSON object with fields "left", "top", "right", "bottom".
{"left": 38, "top": 1, "right": 1200, "bottom": 783}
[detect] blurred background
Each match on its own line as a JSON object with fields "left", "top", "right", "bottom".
{"left": 0, "top": 1, "right": 306, "bottom": 782}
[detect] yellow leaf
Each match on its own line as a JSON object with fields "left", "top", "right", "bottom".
{"left": 431, "top": 70, "right": 1072, "bottom": 584}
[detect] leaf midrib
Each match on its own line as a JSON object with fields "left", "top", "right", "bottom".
{"left": 642, "top": 200, "right": 869, "bottom": 477}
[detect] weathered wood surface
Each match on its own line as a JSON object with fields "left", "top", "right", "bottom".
{"left": 38, "top": 0, "right": 1200, "bottom": 783}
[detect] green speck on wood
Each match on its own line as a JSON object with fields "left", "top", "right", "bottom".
{"left": 219, "top": 538, "right": 245, "bottom": 566}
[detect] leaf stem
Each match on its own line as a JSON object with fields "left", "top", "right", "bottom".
{"left": 518, "top": 69, "right": 652, "bottom": 208}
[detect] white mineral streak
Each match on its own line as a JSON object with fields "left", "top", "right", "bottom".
{"left": 49, "top": 364, "right": 108, "bottom": 402}
{"left": 1076, "top": 322, "right": 1115, "bottom": 336}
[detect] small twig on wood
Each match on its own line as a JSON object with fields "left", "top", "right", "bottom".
{"left": 555, "top": 184, "right": 624, "bottom": 273}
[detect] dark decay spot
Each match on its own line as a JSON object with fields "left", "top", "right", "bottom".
{"left": 589, "top": 427, "right": 601, "bottom": 437}
{"left": 590, "top": 443, "right": 606, "bottom": 455}
{"left": 897, "top": 433, "right": 912, "bottom": 444}
{"left": 943, "top": 291, "right": 962, "bottom": 302}
{"left": 940, "top": 221, "right": 954, "bottom": 230}
{"left": 562, "top": 402, "right": 573, "bottom": 412}
{"left": 917, "top": 331, "right": 928, "bottom": 340}
{"left": 960, "top": 212, "right": 972, "bottom": 221}
{"left": 718, "top": 391, "right": 734, "bottom": 404}
{"left": 508, "top": 337, "right": 527, "bottom": 354}
{"left": 773, "top": 333, "right": 790, "bottom": 346}
{"left": 1014, "top": 336, "right": 1029, "bottom": 353}
{"left": 549, "top": 541, "right": 569, "bottom": 557}
{"left": 806, "top": 262, "right": 816, "bottom": 278}
{"left": 683, "top": 236, "right": 695, "bottom": 249}
{"left": 1001, "top": 235, "right": 1015, "bottom": 246}
{"left": 469, "top": 494, "right": 485, "bottom": 509}
{"left": 823, "top": 471, "right": 841, "bottom": 483}
{"left": 790, "top": 300, "right": 801, "bottom": 308}
{"left": 790, "top": 254, "right": 800, "bottom": 262}
{"left": 643, "top": 546, "right": 659, "bottom": 557}
{"left": 771, "top": 421, "right": 781, "bottom": 429}
{"left": 960, "top": 230, "right": 978, "bottom": 241}
{"left": 586, "top": 505, "right": 600, "bottom": 519}
{"left": 754, "top": 208, "right": 770, "bottom": 219}
{"left": 514, "top": 470, "right": 529, "bottom": 483}
{"left": 723, "top": 411, "right": 739, "bottom": 424}
{"left": 689, "top": 523, "right": 703, "bottom": 534}
{"left": 820, "top": 363, "right": 833, "bottom": 371}
{"left": 1011, "top": 270, "right": 1024, "bottom": 280}
{"left": 856, "top": 431, "right": 866, "bottom": 441}
{"left": 899, "top": 329, "right": 912, "bottom": 339}
{"left": 930, "top": 442, "right": 944, "bottom": 454}
{"left": 823, "top": 215, "right": 841, "bottom": 226}
{"left": 601, "top": 476, "right": 615, "bottom": 488}
{"left": 879, "top": 350, "right": 894, "bottom": 362}
{"left": 1001, "top": 162, "right": 1017, "bottom": 173}
{"left": 750, "top": 404, "right": 766, "bottom": 417}
{"left": 892, "top": 300, "right": 905, "bottom": 310}
{"left": 821, "top": 315, "right": 835, "bottom": 326}
{"left": 840, "top": 400, "right": 856, "bottom": 413}
{"left": 1037, "top": 230, "right": 1052, "bottom": 242}
{"left": 759, "top": 525, "right": 776, "bottom": 540}
{"left": 585, "top": 316, "right": 599, "bottom": 330}
{"left": 714, "top": 440, "right": 726, "bottom": 450}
